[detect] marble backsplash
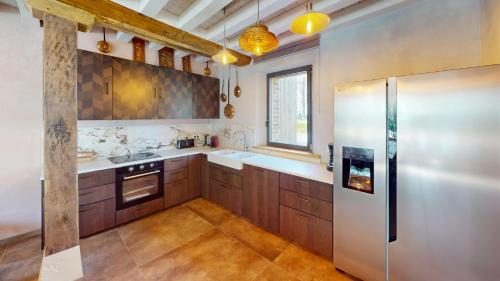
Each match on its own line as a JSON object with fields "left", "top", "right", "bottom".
{"left": 78, "top": 122, "right": 256, "bottom": 158}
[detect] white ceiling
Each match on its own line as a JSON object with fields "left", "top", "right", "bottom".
{"left": 2, "top": 0, "right": 420, "bottom": 62}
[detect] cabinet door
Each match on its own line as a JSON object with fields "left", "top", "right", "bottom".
{"left": 164, "top": 179, "right": 188, "bottom": 208}
{"left": 209, "top": 179, "right": 228, "bottom": 207}
{"left": 158, "top": 67, "right": 192, "bottom": 119}
{"left": 77, "top": 50, "right": 112, "bottom": 120}
{"left": 187, "top": 154, "right": 201, "bottom": 200}
{"left": 201, "top": 155, "right": 209, "bottom": 199}
{"left": 228, "top": 186, "right": 243, "bottom": 216}
{"left": 192, "top": 75, "right": 220, "bottom": 119}
{"left": 243, "top": 166, "right": 280, "bottom": 233}
{"left": 79, "top": 198, "right": 115, "bottom": 237}
{"left": 112, "top": 58, "right": 159, "bottom": 119}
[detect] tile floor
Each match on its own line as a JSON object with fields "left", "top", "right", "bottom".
{"left": 0, "top": 198, "right": 356, "bottom": 281}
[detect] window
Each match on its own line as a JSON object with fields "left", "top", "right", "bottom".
{"left": 267, "top": 65, "right": 312, "bottom": 151}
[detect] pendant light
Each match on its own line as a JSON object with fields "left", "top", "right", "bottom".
{"left": 212, "top": 7, "right": 237, "bottom": 65}
{"left": 290, "top": 0, "right": 330, "bottom": 36}
{"left": 239, "top": 0, "right": 279, "bottom": 56}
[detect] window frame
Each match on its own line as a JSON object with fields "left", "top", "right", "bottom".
{"left": 266, "top": 65, "right": 312, "bottom": 151}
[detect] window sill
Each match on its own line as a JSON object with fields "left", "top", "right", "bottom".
{"left": 251, "top": 145, "right": 321, "bottom": 164}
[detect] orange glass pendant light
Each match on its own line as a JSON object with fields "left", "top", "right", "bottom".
{"left": 291, "top": 0, "right": 330, "bottom": 36}
{"left": 212, "top": 8, "right": 237, "bottom": 65}
{"left": 239, "top": 0, "right": 279, "bottom": 56}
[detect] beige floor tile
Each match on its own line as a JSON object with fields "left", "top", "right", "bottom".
{"left": 0, "top": 236, "right": 42, "bottom": 281}
{"left": 118, "top": 206, "right": 214, "bottom": 266}
{"left": 183, "top": 198, "right": 236, "bottom": 226}
{"left": 80, "top": 230, "right": 141, "bottom": 280}
{"left": 141, "top": 229, "right": 270, "bottom": 281}
{"left": 254, "top": 263, "right": 301, "bottom": 281}
{"left": 219, "top": 217, "right": 289, "bottom": 261}
{"left": 274, "top": 244, "right": 356, "bottom": 281}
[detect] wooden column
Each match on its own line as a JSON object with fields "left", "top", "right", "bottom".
{"left": 40, "top": 13, "right": 82, "bottom": 281}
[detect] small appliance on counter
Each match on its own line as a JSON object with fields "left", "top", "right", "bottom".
{"left": 327, "top": 143, "right": 333, "bottom": 171}
{"left": 210, "top": 135, "right": 219, "bottom": 148}
{"left": 176, "top": 138, "right": 195, "bottom": 149}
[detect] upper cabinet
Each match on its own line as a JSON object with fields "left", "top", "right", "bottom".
{"left": 192, "top": 74, "right": 220, "bottom": 119}
{"left": 77, "top": 50, "right": 113, "bottom": 120}
{"left": 76, "top": 51, "right": 219, "bottom": 120}
{"left": 112, "top": 57, "right": 159, "bottom": 120}
{"left": 158, "top": 67, "right": 192, "bottom": 119}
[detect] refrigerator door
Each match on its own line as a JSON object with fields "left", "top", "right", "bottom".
{"left": 333, "top": 79, "right": 387, "bottom": 281}
{"left": 390, "top": 65, "right": 500, "bottom": 280}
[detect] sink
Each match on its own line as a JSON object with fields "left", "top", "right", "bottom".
{"left": 208, "top": 149, "right": 257, "bottom": 170}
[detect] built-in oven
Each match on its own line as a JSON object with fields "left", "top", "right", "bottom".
{"left": 116, "top": 160, "right": 164, "bottom": 210}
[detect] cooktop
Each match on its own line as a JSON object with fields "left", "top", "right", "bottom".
{"left": 107, "top": 152, "right": 161, "bottom": 164}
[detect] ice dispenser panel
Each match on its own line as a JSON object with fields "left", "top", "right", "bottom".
{"left": 342, "top": 147, "right": 374, "bottom": 194}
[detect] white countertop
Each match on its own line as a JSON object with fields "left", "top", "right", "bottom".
{"left": 41, "top": 147, "right": 334, "bottom": 185}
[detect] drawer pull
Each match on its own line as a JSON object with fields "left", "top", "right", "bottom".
{"left": 79, "top": 189, "right": 97, "bottom": 196}
{"left": 295, "top": 212, "right": 311, "bottom": 221}
{"left": 296, "top": 196, "right": 309, "bottom": 202}
{"left": 80, "top": 206, "right": 96, "bottom": 212}
{"left": 296, "top": 179, "right": 310, "bottom": 185}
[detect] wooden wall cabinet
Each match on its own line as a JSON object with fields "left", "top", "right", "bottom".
{"left": 112, "top": 57, "right": 159, "bottom": 120}
{"left": 243, "top": 165, "right": 280, "bottom": 233}
{"left": 159, "top": 67, "right": 193, "bottom": 119}
{"left": 192, "top": 74, "right": 220, "bottom": 119}
{"left": 77, "top": 49, "right": 113, "bottom": 120}
{"left": 209, "top": 164, "right": 242, "bottom": 215}
{"left": 78, "top": 169, "right": 116, "bottom": 238}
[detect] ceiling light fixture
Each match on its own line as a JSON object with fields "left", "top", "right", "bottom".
{"left": 212, "top": 7, "right": 237, "bottom": 65}
{"left": 290, "top": 0, "right": 331, "bottom": 36}
{"left": 239, "top": 0, "right": 279, "bottom": 56}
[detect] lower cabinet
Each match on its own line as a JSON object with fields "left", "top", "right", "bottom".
{"left": 116, "top": 198, "right": 164, "bottom": 225}
{"left": 164, "top": 179, "right": 188, "bottom": 208}
{"left": 243, "top": 165, "right": 280, "bottom": 234}
{"left": 187, "top": 154, "right": 201, "bottom": 200}
{"left": 280, "top": 204, "right": 333, "bottom": 258}
{"left": 208, "top": 165, "right": 243, "bottom": 215}
{"left": 200, "top": 155, "right": 209, "bottom": 199}
{"left": 79, "top": 198, "right": 116, "bottom": 238}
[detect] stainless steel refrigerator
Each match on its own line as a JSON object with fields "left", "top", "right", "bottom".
{"left": 333, "top": 64, "right": 500, "bottom": 281}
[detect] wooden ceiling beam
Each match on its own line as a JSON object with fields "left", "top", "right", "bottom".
{"left": 24, "top": 0, "right": 252, "bottom": 66}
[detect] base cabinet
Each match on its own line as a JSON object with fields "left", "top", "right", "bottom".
{"left": 164, "top": 179, "right": 188, "bottom": 208}
{"left": 187, "top": 155, "right": 201, "bottom": 200}
{"left": 243, "top": 165, "right": 280, "bottom": 233}
{"left": 208, "top": 165, "right": 243, "bottom": 215}
{"left": 116, "top": 198, "right": 164, "bottom": 225}
{"left": 201, "top": 155, "right": 209, "bottom": 199}
{"left": 280, "top": 204, "right": 333, "bottom": 258}
{"left": 79, "top": 198, "right": 116, "bottom": 238}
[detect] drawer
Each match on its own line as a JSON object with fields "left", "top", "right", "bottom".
{"left": 280, "top": 189, "right": 332, "bottom": 221}
{"left": 209, "top": 179, "right": 242, "bottom": 215}
{"left": 279, "top": 173, "right": 332, "bottom": 202}
{"left": 79, "top": 169, "right": 115, "bottom": 190}
{"left": 116, "top": 198, "right": 164, "bottom": 225}
{"left": 164, "top": 179, "right": 188, "bottom": 208}
{"left": 164, "top": 167, "right": 187, "bottom": 183}
{"left": 210, "top": 167, "right": 242, "bottom": 189}
{"left": 79, "top": 198, "right": 115, "bottom": 237}
{"left": 280, "top": 204, "right": 332, "bottom": 258}
{"left": 78, "top": 183, "right": 115, "bottom": 206}
{"left": 164, "top": 157, "right": 187, "bottom": 171}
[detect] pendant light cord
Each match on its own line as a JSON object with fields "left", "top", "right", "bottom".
{"left": 223, "top": 7, "right": 227, "bottom": 48}
{"left": 257, "top": 0, "right": 260, "bottom": 24}
{"left": 227, "top": 65, "right": 231, "bottom": 103}
{"left": 103, "top": 27, "right": 106, "bottom": 41}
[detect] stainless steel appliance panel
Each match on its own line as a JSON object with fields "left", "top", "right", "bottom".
{"left": 390, "top": 65, "right": 500, "bottom": 280}
{"left": 333, "top": 79, "right": 388, "bottom": 281}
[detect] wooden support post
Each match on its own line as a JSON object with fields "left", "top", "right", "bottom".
{"left": 132, "top": 37, "right": 146, "bottom": 62}
{"left": 182, "top": 55, "right": 192, "bottom": 73}
{"left": 39, "top": 13, "right": 83, "bottom": 281}
{"left": 159, "top": 47, "right": 174, "bottom": 68}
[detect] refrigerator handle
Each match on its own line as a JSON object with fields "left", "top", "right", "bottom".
{"left": 388, "top": 139, "right": 397, "bottom": 242}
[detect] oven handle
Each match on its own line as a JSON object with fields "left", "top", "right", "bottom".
{"left": 123, "top": 170, "right": 161, "bottom": 181}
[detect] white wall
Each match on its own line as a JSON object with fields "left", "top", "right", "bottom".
{"left": 220, "top": 0, "right": 500, "bottom": 162}
{"left": 0, "top": 5, "right": 43, "bottom": 240}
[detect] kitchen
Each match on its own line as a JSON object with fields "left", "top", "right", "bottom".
{"left": 1, "top": 0, "right": 500, "bottom": 280}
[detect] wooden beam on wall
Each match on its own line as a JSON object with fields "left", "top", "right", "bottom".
{"left": 42, "top": 13, "right": 79, "bottom": 256}
{"left": 25, "top": 0, "right": 252, "bottom": 66}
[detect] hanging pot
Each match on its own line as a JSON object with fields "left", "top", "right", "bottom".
{"left": 97, "top": 28, "right": 112, "bottom": 53}
{"left": 225, "top": 65, "right": 235, "bottom": 119}
{"left": 220, "top": 70, "right": 227, "bottom": 102}
{"left": 204, "top": 61, "right": 211, "bottom": 76}
{"left": 234, "top": 68, "right": 241, "bottom": 97}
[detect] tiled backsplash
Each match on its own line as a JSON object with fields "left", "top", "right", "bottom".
{"left": 78, "top": 122, "right": 256, "bottom": 157}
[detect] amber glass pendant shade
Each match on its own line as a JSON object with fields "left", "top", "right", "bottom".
{"left": 239, "top": 24, "right": 279, "bottom": 56}
{"left": 290, "top": 2, "right": 330, "bottom": 36}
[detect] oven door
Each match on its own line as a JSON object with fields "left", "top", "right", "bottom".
{"left": 116, "top": 169, "right": 164, "bottom": 210}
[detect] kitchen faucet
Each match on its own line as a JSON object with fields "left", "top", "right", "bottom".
{"left": 233, "top": 130, "right": 248, "bottom": 152}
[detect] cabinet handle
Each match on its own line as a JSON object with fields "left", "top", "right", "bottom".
{"left": 296, "top": 196, "right": 309, "bottom": 202}
{"left": 105, "top": 82, "right": 109, "bottom": 96}
{"left": 154, "top": 88, "right": 157, "bottom": 98}
{"left": 79, "top": 189, "right": 96, "bottom": 196}
{"left": 295, "top": 212, "right": 311, "bottom": 221}
{"left": 80, "top": 206, "right": 96, "bottom": 212}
